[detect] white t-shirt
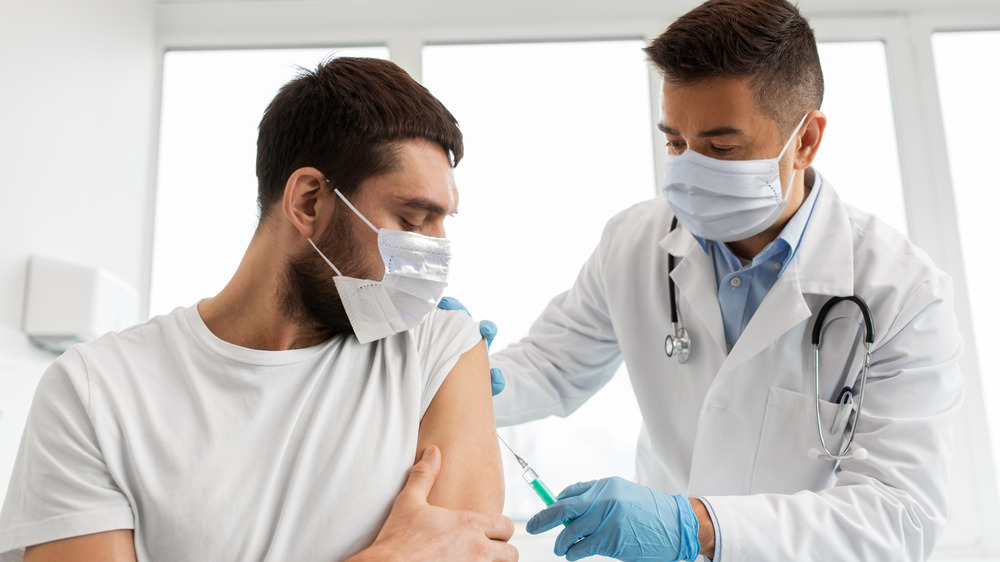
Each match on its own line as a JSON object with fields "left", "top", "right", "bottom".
{"left": 0, "top": 304, "right": 481, "bottom": 561}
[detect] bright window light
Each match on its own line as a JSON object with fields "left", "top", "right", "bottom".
{"left": 933, "top": 30, "right": 1000, "bottom": 494}
{"left": 422, "top": 40, "right": 654, "bottom": 523}
{"left": 150, "top": 47, "right": 388, "bottom": 317}
{"left": 813, "top": 41, "right": 908, "bottom": 236}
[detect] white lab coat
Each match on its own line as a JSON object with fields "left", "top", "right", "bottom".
{"left": 492, "top": 174, "right": 964, "bottom": 561}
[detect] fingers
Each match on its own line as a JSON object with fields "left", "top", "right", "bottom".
{"left": 490, "top": 368, "right": 505, "bottom": 396}
{"left": 479, "top": 320, "right": 497, "bottom": 348}
{"left": 437, "top": 296, "right": 470, "bottom": 315}
{"left": 468, "top": 513, "right": 518, "bottom": 561}
{"left": 396, "top": 445, "right": 441, "bottom": 506}
{"left": 553, "top": 514, "right": 600, "bottom": 556}
{"left": 487, "top": 540, "right": 520, "bottom": 562}
{"left": 556, "top": 479, "right": 598, "bottom": 501}
{"left": 563, "top": 533, "right": 600, "bottom": 562}
{"left": 527, "top": 479, "right": 601, "bottom": 535}
{"left": 483, "top": 513, "right": 516, "bottom": 542}
{"left": 525, "top": 499, "right": 578, "bottom": 535}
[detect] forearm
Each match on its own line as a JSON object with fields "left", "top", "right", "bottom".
{"left": 492, "top": 303, "right": 622, "bottom": 425}
{"left": 704, "top": 481, "right": 946, "bottom": 561}
{"left": 689, "top": 498, "right": 716, "bottom": 558}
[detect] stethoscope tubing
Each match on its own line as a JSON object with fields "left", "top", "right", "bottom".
{"left": 664, "top": 218, "right": 876, "bottom": 461}
{"left": 812, "top": 296, "right": 875, "bottom": 461}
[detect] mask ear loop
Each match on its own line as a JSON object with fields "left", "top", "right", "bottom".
{"left": 307, "top": 238, "right": 343, "bottom": 277}
{"left": 776, "top": 113, "right": 810, "bottom": 202}
{"left": 333, "top": 188, "right": 379, "bottom": 233}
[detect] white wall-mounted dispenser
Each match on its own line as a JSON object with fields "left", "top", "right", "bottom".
{"left": 22, "top": 256, "right": 140, "bottom": 353}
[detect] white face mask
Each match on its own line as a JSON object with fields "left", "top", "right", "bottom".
{"left": 308, "top": 188, "right": 451, "bottom": 344}
{"left": 661, "top": 114, "right": 808, "bottom": 242}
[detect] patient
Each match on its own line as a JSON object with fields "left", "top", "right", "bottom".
{"left": 0, "top": 57, "right": 507, "bottom": 561}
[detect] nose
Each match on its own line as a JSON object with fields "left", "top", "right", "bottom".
{"left": 427, "top": 223, "right": 447, "bottom": 239}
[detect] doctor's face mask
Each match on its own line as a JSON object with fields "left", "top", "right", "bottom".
{"left": 661, "top": 114, "right": 808, "bottom": 242}
{"left": 308, "top": 188, "right": 452, "bottom": 344}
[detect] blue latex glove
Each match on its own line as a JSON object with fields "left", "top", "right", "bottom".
{"left": 526, "top": 477, "right": 700, "bottom": 562}
{"left": 437, "top": 296, "right": 505, "bottom": 396}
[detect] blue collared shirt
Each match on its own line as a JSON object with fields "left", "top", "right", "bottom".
{"left": 692, "top": 172, "right": 822, "bottom": 350}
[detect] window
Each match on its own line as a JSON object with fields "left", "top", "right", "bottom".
{"left": 422, "top": 39, "right": 654, "bottom": 521}
{"left": 814, "top": 41, "right": 907, "bottom": 235}
{"left": 150, "top": 47, "right": 389, "bottom": 316}
{"left": 933, "top": 30, "right": 1000, "bottom": 494}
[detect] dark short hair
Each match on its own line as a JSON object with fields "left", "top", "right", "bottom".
{"left": 644, "top": 0, "right": 824, "bottom": 137}
{"left": 255, "top": 56, "right": 463, "bottom": 221}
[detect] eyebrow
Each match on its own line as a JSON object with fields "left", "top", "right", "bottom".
{"left": 657, "top": 123, "right": 746, "bottom": 138}
{"left": 397, "top": 196, "right": 456, "bottom": 216}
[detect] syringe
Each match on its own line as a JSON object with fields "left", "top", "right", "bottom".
{"left": 497, "top": 435, "right": 560, "bottom": 507}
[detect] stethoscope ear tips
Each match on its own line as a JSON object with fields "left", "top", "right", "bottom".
{"left": 807, "top": 448, "right": 822, "bottom": 460}
{"left": 853, "top": 448, "right": 869, "bottom": 461}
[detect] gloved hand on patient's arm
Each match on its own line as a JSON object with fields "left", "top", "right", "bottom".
{"left": 437, "top": 296, "right": 505, "bottom": 396}
{"left": 348, "top": 445, "right": 518, "bottom": 562}
{"left": 526, "top": 476, "right": 703, "bottom": 562}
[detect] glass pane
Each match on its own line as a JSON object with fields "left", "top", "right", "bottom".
{"left": 933, "top": 30, "right": 1000, "bottom": 492}
{"left": 422, "top": 40, "right": 653, "bottom": 531}
{"left": 813, "top": 41, "right": 908, "bottom": 236}
{"left": 150, "top": 46, "right": 389, "bottom": 317}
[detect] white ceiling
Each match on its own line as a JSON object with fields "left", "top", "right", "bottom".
{"left": 154, "top": 0, "right": 1000, "bottom": 12}
{"left": 155, "top": 0, "right": 1000, "bottom": 50}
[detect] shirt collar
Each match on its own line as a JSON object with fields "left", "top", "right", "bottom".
{"left": 692, "top": 169, "right": 823, "bottom": 270}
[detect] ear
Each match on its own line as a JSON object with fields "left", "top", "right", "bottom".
{"left": 282, "top": 167, "right": 329, "bottom": 239}
{"left": 794, "top": 110, "right": 827, "bottom": 170}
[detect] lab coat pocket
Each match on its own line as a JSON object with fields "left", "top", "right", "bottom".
{"left": 750, "top": 386, "right": 849, "bottom": 494}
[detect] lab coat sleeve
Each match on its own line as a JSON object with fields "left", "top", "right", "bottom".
{"left": 491, "top": 232, "right": 623, "bottom": 426}
{"left": 704, "top": 273, "right": 964, "bottom": 561}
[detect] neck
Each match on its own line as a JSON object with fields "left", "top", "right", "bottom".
{"left": 726, "top": 168, "right": 810, "bottom": 261}
{"left": 198, "top": 226, "right": 332, "bottom": 351}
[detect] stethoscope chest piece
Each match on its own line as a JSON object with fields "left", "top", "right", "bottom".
{"left": 665, "top": 325, "right": 690, "bottom": 364}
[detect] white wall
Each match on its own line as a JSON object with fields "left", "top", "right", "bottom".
{"left": 0, "top": 0, "right": 158, "bottom": 497}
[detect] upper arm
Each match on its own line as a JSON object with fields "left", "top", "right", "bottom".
{"left": 24, "top": 530, "right": 137, "bottom": 562}
{"left": 0, "top": 352, "right": 135, "bottom": 554}
{"left": 416, "top": 340, "right": 504, "bottom": 513}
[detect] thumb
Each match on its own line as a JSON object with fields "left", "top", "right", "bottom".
{"left": 396, "top": 445, "right": 441, "bottom": 506}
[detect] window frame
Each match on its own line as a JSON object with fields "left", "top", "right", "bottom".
{"left": 153, "top": 6, "right": 1000, "bottom": 558}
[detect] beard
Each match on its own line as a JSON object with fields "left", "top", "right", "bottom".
{"left": 279, "top": 205, "right": 377, "bottom": 337}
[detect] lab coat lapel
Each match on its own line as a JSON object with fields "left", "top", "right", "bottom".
{"left": 794, "top": 177, "right": 855, "bottom": 298}
{"left": 659, "top": 226, "right": 728, "bottom": 357}
{"left": 716, "top": 175, "right": 855, "bottom": 380}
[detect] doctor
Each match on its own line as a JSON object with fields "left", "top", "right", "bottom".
{"left": 487, "top": 0, "right": 965, "bottom": 560}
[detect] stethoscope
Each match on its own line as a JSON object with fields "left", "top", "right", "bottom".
{"left": 664, "top": 218, "right": 691, "bottom": 364}
{"left": 808, "top": 295, "right": 874, "bottom": 461}
{"left": 663, "top": 217, "right": 875, "bottom": 462}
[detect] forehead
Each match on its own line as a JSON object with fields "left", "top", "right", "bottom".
{"left": 364, "top": 139, "right": 458, "bottom": 211}
{"left": 659, "top": 76, "right": 778, "bottom": 139}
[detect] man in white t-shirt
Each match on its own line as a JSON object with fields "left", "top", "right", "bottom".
{"left": 0, "top": 57, "right": 516, "bottom": 562}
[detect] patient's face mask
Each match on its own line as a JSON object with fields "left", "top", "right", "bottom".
{"left": 308, "top": 189, "right": 451, "bottom": 344}
{"left": 661, "top": 114, "right": 808, "bottom": 242}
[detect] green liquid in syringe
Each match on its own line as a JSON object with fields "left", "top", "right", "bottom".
{"left": 528, "top": 473, "right": 557, "bottom": 505}
{"left": 523, "top": 467, "right": 568, "bottom": 526}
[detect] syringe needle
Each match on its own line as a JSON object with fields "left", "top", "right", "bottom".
{"left": 496, "top": 434, "right": 528, "bottom": 469}
{"left": 495, "top": 434, "right": 568, "bottom": 523}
